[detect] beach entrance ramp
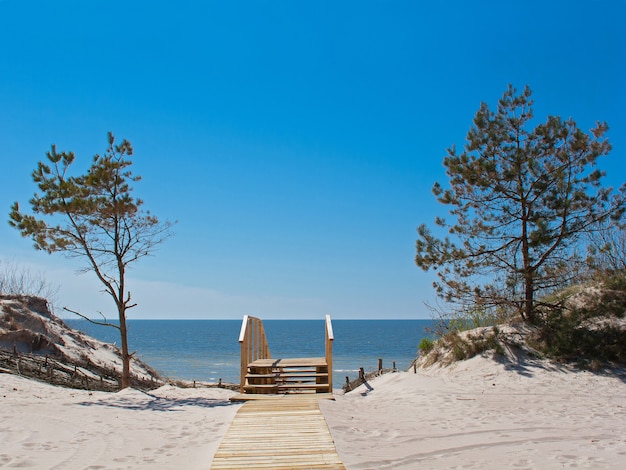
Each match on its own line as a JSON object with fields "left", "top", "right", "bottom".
{"left": 211, "top": 394, "right": 345, "bottom": 469}
{"left": 236, "top": 315, "right": 334, "bottom": 395}
{"left": 210, "top": 316, "right": 344, "bottom": 469}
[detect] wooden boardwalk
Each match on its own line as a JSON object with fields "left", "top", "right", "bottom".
{"left": 211, "top": 395, "right": 345, "bottom": 469}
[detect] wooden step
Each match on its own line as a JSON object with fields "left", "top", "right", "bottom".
{"left": 243, "top": 384, "right": 278, "bottom": 391}
{"left": 248, "top": 357, "right": 327, "bottom": 368}
{"left": 246, "top": 372, "right": 328, "bottom": 379}
{"left": 278, "top": 383, "right": 330, "bottom": 390}
{"left": 244, "top": 357, "right": 331, "bottom": 394}
{"left": 244, "top": 383, "right": 330, "bottom": 392}
{"left": 278, "top": 375, "right": 328, "bottom": 381}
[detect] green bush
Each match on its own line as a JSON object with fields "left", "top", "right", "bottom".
{"left": 418, "top": 337, "right": 435, "bottom": 354}
{"left": 603, "top": 272, "right": 626, "bottom": 291}
{"left": 439, "top": 327, "right": 504, "bottom": 363}
{"left": 447, "top": 306, "right": 497, "bottom": 333}
{"left": 536, "top": 306, "right": 626, "bottom": 364}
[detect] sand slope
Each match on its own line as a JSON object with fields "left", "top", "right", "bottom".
{"left": 2, "top": 355, "right": 625, "bottom": 469}
{"left": 0, "top": 374, "right": 240, "bottom": 469}
{"left": 320, "top": 355, "right": 626, "bottom": 469}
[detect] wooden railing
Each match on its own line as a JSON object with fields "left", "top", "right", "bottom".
{"left": 325, "top": 314, "right": 334, "bottom": 391}
{"left": 238, "top": 315, "right": 271, "bottom": 393}
{"left": 239, "top": 315, "right": 335, "bottom": 394}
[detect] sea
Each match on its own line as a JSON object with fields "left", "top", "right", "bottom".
{"left": 66, "top": 319, "right": 434, "bottom": 387}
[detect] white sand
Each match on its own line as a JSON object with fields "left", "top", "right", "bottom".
{"left": 2, "top": 355, "right": 625, "bottom": 469}
{"left": 0, "top": 374, "right": 241, "bottom": 469}
{"left": 320, "top": 355, "right": 626, "bottom": 469}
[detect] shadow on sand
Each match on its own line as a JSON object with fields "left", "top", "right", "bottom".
{"left": 77, "top": 390, "right": 238, "bottom": 412}
{"left": 493, "top": 345, "right": 626, "bottom": 384}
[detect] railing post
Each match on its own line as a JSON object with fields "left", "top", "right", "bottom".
{"left": 239, "top": 315, "right": 249, "bottom": 393}
{"left": 325, "top": 315, "right": 334, "bottom": 392}
{"left": 238, "top": 315, "right": 271, "bottom": 394}
{"left": 255, "top": 317, "right": 261, "bottom": 361}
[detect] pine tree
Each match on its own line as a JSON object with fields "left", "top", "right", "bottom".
{"left": 416, "top": 85, "right": 625, "bottom": 323}
{"left": 10, "top": 133, "right": 174, "bottom": 388}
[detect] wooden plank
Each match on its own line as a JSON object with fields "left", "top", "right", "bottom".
{"left": 249, "top": 357, "right": 327, "bottom": 368}
{"left": 230, "top": 392, "right": 335, "bottom": 402}
{"left": 211, "top": 395, "right": 345, "bottom": 470}
{"left": 246, "top": 372, "right": 328, "bottom": 378}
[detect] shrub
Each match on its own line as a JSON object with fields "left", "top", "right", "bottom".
{"left": 428, "top": 304, "right": 502, "bottom": 339}
{"left": 535, "top": 304, "right": 626, "bottom": 364}
{"left": 418, "top": 337, "right": 435, "bottom": 354}
{"left": 602, "top": 272, "right": 626, "bottom": 291}
{"left": 0, "top": 260, "right": 58, "bottom": 304}
{"left": 438, "top": 327, "right": 505, "bottom": 363}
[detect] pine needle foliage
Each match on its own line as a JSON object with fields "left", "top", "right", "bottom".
{"left": 416, "top": 85, "right": 625, "bottom": 323}
{"left": 9, "top": 133, "right": 175, "bottom": 388}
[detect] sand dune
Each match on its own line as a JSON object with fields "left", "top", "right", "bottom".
{"left": 2, "top": 354, "right": 625, "bottom": 469}
{"left": 320, "top": 355, "right": 626, "bottom": 469}
{"left": 0, "top": 374, "right": 240, "bottom": 469}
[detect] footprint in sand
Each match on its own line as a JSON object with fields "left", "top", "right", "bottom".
{"left": 0, "top": 456, "right": 35, "bottom": 468}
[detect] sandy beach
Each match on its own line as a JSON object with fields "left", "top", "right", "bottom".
{"left": 321, "top": 356, "right": 626, "bottom": 469}
{"left": 0, "top": 374, "right": 241, "bottom": 469}
{"left": 2, "top": 355, "right": 625, "bottom": 469}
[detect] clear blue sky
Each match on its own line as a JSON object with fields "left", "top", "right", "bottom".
{"left": 1, "top": 1, "right": 624, "bottom": 319}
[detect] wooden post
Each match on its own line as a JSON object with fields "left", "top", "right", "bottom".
{"left": 378, "top": 358, "right": 383, "bottom": 372}
{"left": 325, "top": 315, "right": 334, "bottom": 392}
{"left": 239, "top": 315, "right": 271, "bottom": 394}
{"left": 239, "top": 315, "right": 249, "bottom": 394}
{"left": 393, "top": 361, "right": 396, "bottom": 371}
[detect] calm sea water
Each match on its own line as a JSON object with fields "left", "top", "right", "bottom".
{"left": 66, "top": 319, "right": 433, "bottom": 386}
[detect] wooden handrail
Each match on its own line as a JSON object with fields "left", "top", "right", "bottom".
{"left": 239, "top": 315, "right": 271, "bottom": 393}
{"left": 325, "top": 314, "right": 334, "bottom": 391}
{"left": 239, "top": 315, "right": 335, "bottom": 394}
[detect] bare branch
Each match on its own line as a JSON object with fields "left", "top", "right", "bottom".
{"left": 63, "top": 306, "right": 120, "bottom": 330}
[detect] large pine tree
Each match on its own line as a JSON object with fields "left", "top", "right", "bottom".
{"left": 416, "top": 85, "right": 625, "bottom": 323}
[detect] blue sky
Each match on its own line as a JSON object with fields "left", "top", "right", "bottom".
{"left": 1, "top": 1, "right": 624, "bottom": 319}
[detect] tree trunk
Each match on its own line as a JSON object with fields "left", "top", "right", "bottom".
{"left": 520, "top": 198, "right": 535, "bottom": 324}
{"left": 524, "top": 273, "right": 535, "bottom": 324}
{"left": 118, "top": 306, "right": 131, "bottom": 389}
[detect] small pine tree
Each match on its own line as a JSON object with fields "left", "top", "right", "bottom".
{"left": 10, "top": 133, "right": 175, "bottom": 388}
